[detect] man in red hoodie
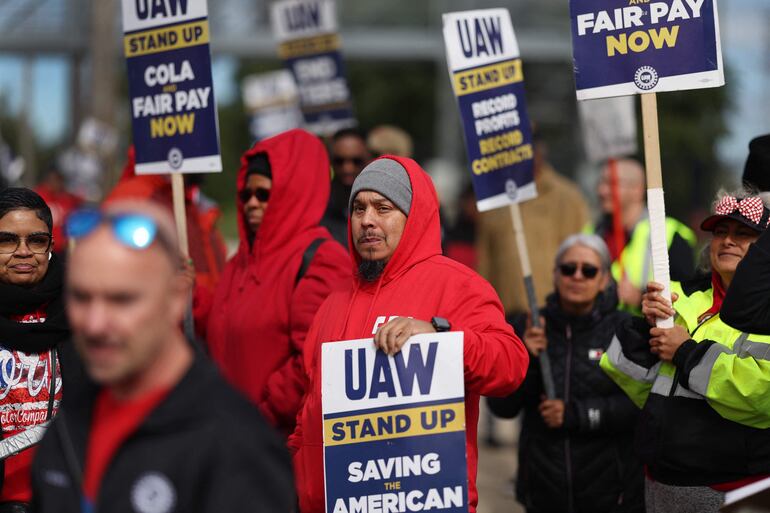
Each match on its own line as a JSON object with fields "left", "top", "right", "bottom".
{"left": 206, "top": 129, "right": 350, "bottom": 435}
{"left": 290, "top": 156, "right": 529, "bottom": 513}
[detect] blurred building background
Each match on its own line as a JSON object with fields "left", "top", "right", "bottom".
{"left": 0, "top": 0, "right": 766, "bottom": 235}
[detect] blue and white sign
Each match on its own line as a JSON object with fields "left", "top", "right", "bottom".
{"left": 442, "top": 9, "right": 536, "bottom": 212}
{"left": 121, "top": 0, "right": 222, "bottom": 174}
{"left": 322, "top": 333, "right": 467, "bottom": 513}
{"left": 571, "top": 0, "right": 724, "bottom": 100}
{"left": 271, "top": 0, "right": 356, "bottom": 136}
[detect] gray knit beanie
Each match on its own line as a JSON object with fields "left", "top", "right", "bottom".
{"left": 349, "top": 158, "right": 412, "bottom": 215}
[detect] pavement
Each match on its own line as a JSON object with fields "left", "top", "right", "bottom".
{"left": 476, "top": 404, "right": 525, "bottom": 513}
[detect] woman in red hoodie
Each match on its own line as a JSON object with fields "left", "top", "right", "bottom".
{"left": 0, "top": 188, "right": 70, "bottom": 513}
{"left": 206, "top": 129, "right": 350, "bottom": 435}
{"left": 290, "top": 156, "right": 529, "bottom": 513}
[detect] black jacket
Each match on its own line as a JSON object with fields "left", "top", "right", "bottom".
{"left": 31, "top": 351, "right": 294, "bottom": 513}
{"left": 721, "top": 228, "right": 770, "bottom": 334}
{"left": 488, "top": 291, "right": 643, "bottom": 513}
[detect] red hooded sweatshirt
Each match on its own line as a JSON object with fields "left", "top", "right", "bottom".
{"left": 206, "top": 129, "right": 350, "bottom": 433}
{"left": 289, "top": 156, "right": 529, "bottom": 512}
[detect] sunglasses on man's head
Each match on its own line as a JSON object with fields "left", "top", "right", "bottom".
{"left": 0, "top": 232, "right": 52, "bottom": 255}
{"left": 239, "top": 187, "right": 270, "bottom": 204}
{"left": 558, "top": 262, "right": 600, "bottom": 279}
{"left": 66, "top": 209, "right": 160, "bottom": 250}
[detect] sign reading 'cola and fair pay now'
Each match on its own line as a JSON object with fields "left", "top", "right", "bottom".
{"left": 442, "top": 9, "right": 536, "bottom": 213}
{"left": 322, "top": 333, "right": 467, "bottom": 513}
{"left": 571, "top": 0, "right": 724, "bottom": 100}
{"left": 122, "top": 0, "right": 222, "bottom": 174}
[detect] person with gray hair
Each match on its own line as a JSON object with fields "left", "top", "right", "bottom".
{"left": 489, "top": 233, "right": 644, "bottom": 513}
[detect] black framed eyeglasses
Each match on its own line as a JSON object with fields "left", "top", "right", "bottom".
{"left": 0, "top": 232, "right": 53, "bottom": 254}
{"left": 558, "top": 262, "right": 600, "bottom": 279}
{"left": 239, "top": 187, "right": 271, "bottom": 204}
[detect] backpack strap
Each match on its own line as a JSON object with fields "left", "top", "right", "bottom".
{"left": 295, "top": 238, "right": 327, "bottom": 286}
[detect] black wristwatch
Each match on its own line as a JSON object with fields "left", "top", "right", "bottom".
{"left": 431, "top": 316, "right": 451, "bottom": 332}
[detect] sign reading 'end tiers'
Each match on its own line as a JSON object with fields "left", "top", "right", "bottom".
{"left": 271, "top": 0, "right": 355, "bottom": 136}
{"left": 322, "top": 333, "right": 468, "bottom": 513}
{"left": 122, "top": 0, "right": 221, "bottom": 174}
{"left": 442, "top": 9, "right": 536, "bottom": 212}
{"left": 571, "top": 0, "right": 724, "bottom": 100}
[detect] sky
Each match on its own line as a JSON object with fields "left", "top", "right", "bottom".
{"left": 0, "top": 0, "right": 768, "bottom": 171}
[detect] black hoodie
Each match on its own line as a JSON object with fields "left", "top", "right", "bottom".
{"left": 488, "top": 290, "right": 643, "bottom": 513}
{"left": 30, "top": 352, "right": 294, "bottom": 513}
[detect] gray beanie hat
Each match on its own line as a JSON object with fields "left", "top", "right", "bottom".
{"left": 349, "top": 158, "right": 412, "bottom": 215}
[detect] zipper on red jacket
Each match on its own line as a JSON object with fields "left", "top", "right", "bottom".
{"left": 564, "top": 323, "right": 575, "bottom": 513}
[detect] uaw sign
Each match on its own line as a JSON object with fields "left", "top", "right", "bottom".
{"left": 121, "top": 0, "right": 222, "bottom": 174}
{"left": 271, "top": 0, "right": 356, "bottom": 136}
{"left": 571, "top": 0, "right": 724, "bottom": 100}
{"left": 322, "top": 333, "right": 467, "bottom": 513}
{"left": 442, "top": 9, "right": 536, "bottom": 212}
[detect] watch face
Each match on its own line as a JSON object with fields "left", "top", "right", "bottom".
{"left": 432, "top": 317, "right": 450, "bottom": 331}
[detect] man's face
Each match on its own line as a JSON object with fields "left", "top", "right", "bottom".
{"left": 332, "top": 136, "right": 371, "bottom": 187}
{"left": 67, "top": 226, "right": 186, "bottom": 387}
{"left": 351, "top": 191, "right": 407, "bottom": 263}
{"left": 597, "top": 163, "right": 644, "bottom": 214}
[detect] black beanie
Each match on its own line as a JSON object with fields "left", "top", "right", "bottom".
{"left": 245, "top": 152, "right": 272, "bottom": 180}
{"left": 743, "top": 134, "right": 770, "bottom": 193}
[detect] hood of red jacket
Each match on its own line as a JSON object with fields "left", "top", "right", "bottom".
{"left": 236, "top": 129, "right": 331, "bottom": 255}
{"left": 348, "top": 156, "right": 442, "bottom": 286}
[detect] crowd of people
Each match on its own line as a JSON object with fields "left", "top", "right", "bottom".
{"left": 0, "top": 126, "right": 767, "bottom": 513}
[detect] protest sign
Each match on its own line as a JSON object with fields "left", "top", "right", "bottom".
{"left": 571, "top": 0, "right": 724, "bottom": 100}
{"left": 271, "top": 0, "right": 355, "bottom": 136}
{"left": 570, "top": 0, "right": 724, "bottom": 327}
{"left": 578, "top": 97, "right": 637, "bottom": 163}
{"left": 242, "top": 70, "right": 303, "bottom": 142}
{"left": 442, "top": 9, "right": 535, "bottom": 212}
{"left": 121, "top": 0, "right": 222, "bottom": 175}
{"left": 322, "top": 333, "right": 468, "bottom": 513}
{"left": 442, "top": 8, "right": 555, "bottom": 398}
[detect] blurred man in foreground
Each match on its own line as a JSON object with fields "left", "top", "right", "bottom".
{"left": 31, "top": 201, "right": 293, "bottom": 513}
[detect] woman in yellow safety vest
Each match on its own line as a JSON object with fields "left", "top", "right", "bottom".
{"left": 601, "top": 188, "right": 770, "bottom": 513}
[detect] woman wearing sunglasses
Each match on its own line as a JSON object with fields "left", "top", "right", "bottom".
{"left": 0, "top": 188, "right": 71, "bottom": 513}
{"left": 488, "top": 233, "right": 643, "bottom": 513}
{"left": 602, "top": 189, "right": 770, "bottom": 513}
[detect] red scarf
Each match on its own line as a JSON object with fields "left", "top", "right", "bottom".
{"left": 699, "top": 271, "right": 726, "bottom": 322}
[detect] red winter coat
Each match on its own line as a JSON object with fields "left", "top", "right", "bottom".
{"left": 206, "top": 129, "right": 350, "bottom": 434}
{"left": 288, "top": 156, "right": 529, "bottom": 513}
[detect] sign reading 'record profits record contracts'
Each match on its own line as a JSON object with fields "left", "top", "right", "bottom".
{"left": 322, "top": 333, "right": 468, "bottom": 513}
{"left": 442, "top": 9, "right": 536, "bottom": 212}
{"left": 571, "top": 0, "right": 724, "bottom": 100}
{"left": 122, "top": 0, "right": 222, "bottom": 174}
{"left": 271, "top": 0, "right": 355, "bottom": 136}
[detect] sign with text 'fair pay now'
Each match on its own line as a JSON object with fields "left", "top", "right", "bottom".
{"left": 571, "top": 0, "right": 724, "bottom": 100}
{"left": 322, "top": 333, "right": 467, "bottom": 513}
{"left": 122, "top": 0, "right": 222, "bottom": 174}
{"left": 442, "top": 9, "right": 536, "bottom": 212}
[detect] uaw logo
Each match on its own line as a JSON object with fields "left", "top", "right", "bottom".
{"left": 634, "top": 66, "right": 659, "bottom": 91}
{"left": 505, "top": 179, "right": 519, "bottom": 201}
{"left": 167, "top": 148, "right": 183, "bottom": 170}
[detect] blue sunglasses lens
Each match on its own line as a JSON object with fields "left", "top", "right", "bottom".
{"left": 112, "top": 215, "right": 157, "bottom": 249}
{"left": 66, "top": 210, "right": 158, "bottom": 250}
{"left": 65, "top": 209, "right": 103, "bottom": 239}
